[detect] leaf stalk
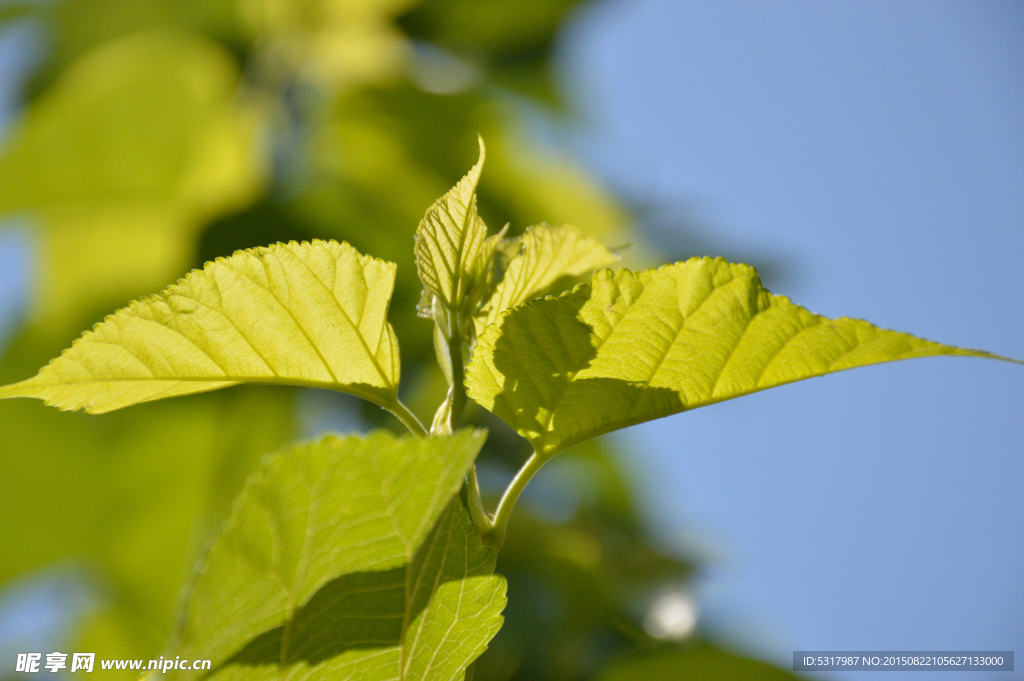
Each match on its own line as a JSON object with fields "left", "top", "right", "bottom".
{"left": 466, "top": 465, "right": 491, "bottom": 535}
{"left": 444, "top": 312, "right": 496, "bottom": 535}
{"left": 445, "top": 312, "right": 469, "bottom": 433}
{"left": 487, "top": 452, "right": 545, "bottom": 549}
{"left": 388, "top": 399, "right": 428, "bottom": 438}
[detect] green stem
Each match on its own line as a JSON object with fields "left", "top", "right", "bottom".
{"left": 442, "top": 317, "right": 491, "bottom": 534}
{"left": 488, "top": 453, "right": 545, "bottom": 549}
{"left": 446, "top": 319, "right": 468, "bottom": 433}
{"left": 434, "top": 306, "right": 491, "bottom": 540}
{"left": 388, "top": 399, "right": 428, "bottom": 438}
{"left": 466, "top": 465, "right": 491, "bottom": 535}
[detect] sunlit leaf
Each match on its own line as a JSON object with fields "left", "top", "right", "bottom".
{"left": 470, "top": 224, "right": 511, "bottom": 299}
{"left": 296, "top": 88, "right": 637, "bottom": 367}
{"left": 167, "top": 430, "right": 506, "bottom": 681}
{"left": 467, "top": 257, "right": 1016, "bottom": 458}
{"left": 414, "top": 137, "right": 490, "bottom": 312}
{"left": 474, "top": 223, "right": 619, "bottom": 335}
{"left": 0, "top": 240, "right": 403, "bottom": 414}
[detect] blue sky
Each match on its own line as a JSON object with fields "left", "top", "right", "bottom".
{"left": 0, "top": 22, "right": 35, "bottom": 354}
{"left": 560, "top": 0, "right": 1023, "bottom": 676}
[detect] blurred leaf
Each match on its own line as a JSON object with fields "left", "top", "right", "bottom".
{"left": 72, "top": 603, "right": 161, "bottom": 681}
{"left": 23, "top": 0, "right": 242, "bottom": 91}
{"left": 238, "top": 0, "right": 414, "bottom": 88}
{"left": 288, "top": 86, "right": 630, "bottom": 366}
{"left": 400, "top": 0, "right": 582, "bottom": 56}
{"left": 474, "top": 223, "right": 619, "bottom": 335}
{"left": 0, "top": 301, "right": 295, "bottom": 673}
{"left": 473, "top": 439, "right": 694, "bottom": 681}
{"left": 0, "top": 378, "right": 295, "bottom": 661}
{"left": 314, "top": 91, "right": 629, "bottom": 242}
{"left": 0, "top": 240, "right": 404, "bottom": 415}
{"left": 468, "top": 257, "right": 1013, "bottom": 457}
{"left": 168, "top": 430, "right": 506, "bottom": 681}
{"left": 0, "top": 2, "right": 35, "bottom": 27}
{"left": 0, "top": 6, "right": 723, "bottom": 681}
{"left": 398, "top": 0, "right": 589, "bottom": 103}
{"left": 596, "top": 644, "right": 802, "bottom": 681}
{"left": 295, "top": 90, "right": 478, "bottom": 363}
{"left": 0, "top": 31, "right": 263, "bottom": 332}
{"left": 477, "top": 117, "right": 629, "bottom": 242}
{"left": 195, "top": 199, "right": 314, "bottom": 268}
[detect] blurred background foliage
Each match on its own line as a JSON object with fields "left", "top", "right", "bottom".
{"left": 0, "top": 1, "right": 797, "bottom": 678}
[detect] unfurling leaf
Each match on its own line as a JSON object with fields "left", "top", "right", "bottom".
{"left": 167, "top": 430, "right": 505, "bottom": 681}
{"left": 467, "top": 257, "right": 1016, "bottom": 458}
{"left": 0, "top": 240, "right": 402, "bottom": 413}
{"left": 473, "top": 223, "right": 620, "bottom": 335}
{"left": 414, "top": 137, "right": 489, "bottom": 313}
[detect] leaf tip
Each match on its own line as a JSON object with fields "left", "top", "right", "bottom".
{"left": 468, "top": 426, "right": 489, "bottom": 444}
{"left": 476, "top": 133, "right": 486, "bottom": 164}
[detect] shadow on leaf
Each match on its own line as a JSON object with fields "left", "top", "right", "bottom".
{"left": 485, "top": 283, "right": 684, "bottom": 455}
{"left": 212, "top": 495, "right": 499, "bottom": 678}
{"left": 220, "top": 566, "right": 406, "bottom": 670}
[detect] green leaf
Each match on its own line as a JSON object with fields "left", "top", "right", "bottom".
{"left": 0, "top": 240, "right": 403, "bottom": 414}
{"left": 166, "top": 430, "right": 506, "bottom": 681}
{"left": 467, "top": 257, "right": 1016, "bottom": 458}
{"left": 473, "top": 223, "right": 619, "bottom": 335}
{"left": 414, "top": 137, "right": 490, "bottom": 312}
